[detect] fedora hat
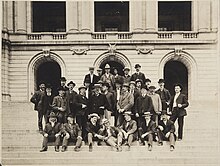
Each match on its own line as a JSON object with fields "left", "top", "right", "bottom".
{"left": 104, "top": 64, "right": 111, "bottom": 69}
{"left": 123, "top": 67, "right": 130, "bottom": 71}
{"left": 78, "top": 85, "right": 87, "bottom": 91}
{"left": 134, "top": 64, "right": 141, "bottom": 68}
{"left": 67, "top": 81, "right": 76, "bottom": 87}
{"left": 158, "top": 79, "right": 165, "bottom": 84}
{"left": 142, "top": 112, "right": 152, "bottom": 117}
{"left": 60, "top": 77, "right": 67, "bottom": 81}
{"left": 88, "top": 113, "right": 100, "bottom": 119}
{"left": 123, "top": 111, "right": 133, "bottom": 116}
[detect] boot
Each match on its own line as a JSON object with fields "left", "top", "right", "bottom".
{"left": 61, "top": 146, "right": 67, "bottom": 152}
{"left": 40, "top": 147, "right": 47, "bottom": 152}
{"left": 55, "top": 146, "right": 59, "bottom": 152}
{"left": 89, "top": 143, "right": 93, "bottom": 152}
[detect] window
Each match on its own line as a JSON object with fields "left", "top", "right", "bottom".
{"left": 32, "top": 2, "right": 66, "bottom": 32}
{"left": 158, "top": 1, "right": 191, "bottom": 31}
{"left": 95, "top": 1, "right": 129, "bottom": 32}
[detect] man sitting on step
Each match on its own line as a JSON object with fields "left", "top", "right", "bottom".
{"left": 40, "top": 112, "right": 62, "bottom": 152}
{"left": 138, "top": 112, "right": 157, "bottom": 151}
{"left": 98, "top": 118, "right": 123, "bottom": 152}
{"left": 85, "top": 113, "right": 101, "bottom": 152}
{"left": 61, "top": 114, "right": 82, "bottom": 152}
{"left": 157, "top": 110, "right": 176, "bottom": 151}
{"left": 119, "top": 111, "right": 138, "bottom": 151}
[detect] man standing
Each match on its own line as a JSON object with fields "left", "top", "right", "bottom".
{"left": 40, "top": 112, "right": 62, "bottom": 152}
{"left": 119, "top": 111, "right": 138, "bottom": 151}
{"left": 123, "top": 67, "right": 131, "bottom": 84}
{"left": 84, "top": 67, "right": 99, "bottom": 92}
{"left": 60, "top": 77, "right": 68, "bottom": 91}
{"left": 157, "top": 110, "right": 176, "bottom": 151}
{"left": 148, "top": 86, "right": 162, "bottom": 125}
{"left": 135, "top": 88, "right": 153, "bottom": 127}
{"left": 135, "top": 79, "right": 143, "bottom": 93}
{"left": 117, "top": 84, "right": 134, "bottom": 126}
{"left": 66, "top": 81, "right": 78, "bottom": 117}
{"left": 52, "top": 87, "right": 68, "bottom": 123}
{"left": 30, "top": 82, "right": 46, "bottom": 132}
{"left": 97, "top": 68, "right": 103, "bottom": 81}
{"left": 75, "top": 85, "right": 89, "bottom": 138}
{"left": 88, "top": 84, "right": 110, "bottom": 120}
{"left": 101, "top": 83, "right": 115, "bottom": 121}
{"left": 138, "top": 112, "right": 157, "bottom": 151}
{"left": 61, "top": 114, "right": 82, "bottom": 152}
{"left": 113, "top": 67, "right": 124, "bottom": 86}
{"left": 144, "top": 78, "right": 151, "bottom": 92}
{"left": 100, "top": 64, "right": 115, "bottom": 92}
{"left": 156, "top": 79, "right": 171, "bottom": 113}
{"left": 130, "top": 64, "right": 146, "bottom": 82}
{"left": 169, "top": 84, "right": 189, "bottom": 141}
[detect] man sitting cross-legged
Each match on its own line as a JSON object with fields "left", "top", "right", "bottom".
{"left": 98, "top": 119, "right": 123, "bottom": 152}
{"left": 157, "top": 110, "right": 176, "bottom": 151}
{"left": 40, "top": 112, "right": 62, "bottom": 152}
{"left": 61, "top": 114, "right": 82, "bottom": 152}
{"left": 119, "top": 111, "right": 138, "bottom": 151}
{"left": 138, "top": 112, "right": 157, "bottom": 151}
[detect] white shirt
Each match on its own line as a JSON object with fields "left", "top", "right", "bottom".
{"left": 145, "top": 120, "right": 150, "bottom": 126}
{"left": 116, "top": 89, "right": 120, "bottom": 101}
{"left": 90, "top": 74, "right": 93, "bottom": 83}
{"left": 173, "top": 93, "right": 180, "bottom": 107}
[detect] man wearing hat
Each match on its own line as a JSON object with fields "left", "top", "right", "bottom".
{"left": 37, "top": 84, "right": 54, "bottom": 129}
{"left": 84, "top": 67, "right": 99, "bottom": 92}
{"left": 30, "top": 81, "right": 46, "bottom": 132}
{"left": 113, "top": 67, "right": 124, "bottom": 87}
{"left": 119, "top": 111, "right": 138, "bottom": 151}
{"left": 100, "top": 64, "right": 115, "bottom": 92}
{"left": 40, "top": 112, "right": 62, "bottom": 152}
{"left": 138, "top": 112, "right": 157, "bottom": 151}
{"left": 96, "top": 68, "right": 103, "bottom": 81}
{"left": 84, "top": 77, "right": 92, "bottom": 99}
{"left": 101, "top": 82, "right": 115, "bottom": 121}
{"left": 169, "top": 83, "right": 189, "bottom": 141}
{"left": 66, "top": 81, "right": 78, "bottom": 117}
{"left": 129, "top": 81, "right": 141, "bottom": 116}
{"left": 98, "top": 118, "right": 123, "bottom": 152}
{"left": 156, "top": 79, "right": 171, "bottom": 112}
{"left": 52, "top": 86, "right": 68, "bottom": 123}
{"left": 144, "top": 78, "right": 151, "bottom": 92}
{"left": 117, "top": 83, "right": 134, "bottom": 126}
{"left": 130, "top": 64, "right": 146, "bottom": 83}
{"left": 75, "top": 85, "right": 89, "bottom": 139}
{"left": 60, "top": 77, "right": 68, "bottom": 92}
{"left": 85, "top": 113, "right": 101, "bottom": 152}
{"left": 135, "top": 79, "right": 143, "bottom": 93}
{"left": 157, "top": 110, "right": 176, "bottom": 151}
{"left": 61, "top": 114, "right": 82, "bottom": 152}
{"left": 88, "top": 83, "right": 110, "bottom": 120}
{"left": 123, "top": 67, "right": 131, "bottom": 84}
{"left": 148, "top": 86, "right": 162, "bottom": 125}
{"left": 135, "top": 88, "right": 153, "bottom": 127}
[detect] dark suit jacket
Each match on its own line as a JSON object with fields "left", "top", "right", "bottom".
{"left": 155, "top": 88, "right": 171, "bottom": 102}
{"left": 98, "top": 126, "right": 121, "bottom": 138}
{"left": 75, "top": 94, "right": 88, "bottom": 116}
{"left": 139, "top": 120, "right": 157, "bottom": 134}
{"left": 30, "top": 90, "right": 45, "bottom": 111}
{"left": 130, "top": 72, "right": 146, "bottom": 82}
{"left": 117, "top": 92, "right": 134, "bottom": 112}
{"left": 86, "top": 121, "right": 101, "bottom": 136}
{"left": 123, "top": 75, "right": 131, "bottom": 84}
{"left": 104, "top": 91, "right": 115, "bottom": 112}
{"left": 38, "top": 93, "right": 54, "bottom": 114}
{"left": 88, "top": 93, "right": 110, "bottom": 115}
{"left": 66, "top": 90, "right": 78, "bottom": 115}
{"left": 169, "top": 93, "right": 189, "bottom": 117}
{"left": 43, "top": 122, "right": 62, "bottom": 136}
{"left": 120, "top": 120, "right": 137, "bottom": 137}
{"left": 61, "top": 123, "right": 82, "bottom": 138}
{"left": 135, "top": 95, "right": 153, "bottom": 115}
{"left": 83, "top": 74, "right": 99, "bottom": 90}
{"left": 52, "top": 95, "right": 68, "bottom": 114}
{"left": 158, "top": 119, "right": 175, "bottom": 135}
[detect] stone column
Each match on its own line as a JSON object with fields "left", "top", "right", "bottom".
{"left": 2, "top": 1, "right": 8, "bottom": 31}
{"left": 145, "top": 1, "right": 157, "bottom": 31}
{"left": 7, "top": 1, "right": 14, "bottom": 32}
{"left": 130, "top": 1, "right": 143, "bottom": 32}
{"left": 16, "top": 1, "right": 27, "bottom": 33}
{"left": 211, "top": 0, "right": 218, "bottom": 31}
{"left": 198, "top": 0, "right": 211, "bottom": 32}
{"left": 80, "top": 1, "right": 92, "bottom": 32}
{"left": 66, "top": 1, "right": 79, "bottom": 33}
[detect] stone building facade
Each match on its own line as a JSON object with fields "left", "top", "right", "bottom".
{"left": 1, "top": 0, "right": 219, "bottom": 104}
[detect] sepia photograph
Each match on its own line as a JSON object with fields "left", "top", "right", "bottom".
{"left": 1, "top": 0, "right": 219, "bottom": 165}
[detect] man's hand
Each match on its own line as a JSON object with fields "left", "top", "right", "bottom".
{"left": 64, "top": 133, "right": 70, "bottom": 139}
{"left": 158, "top": 125, "right": 164, "bottom": 131}
{"left": 141, "top": 134, "right": 146, "bottom": 139}
{"left": 55, "top": 133, "right": 60, "bottom": 137}
{"left": 124, "top": 132, "right": 128, "bottom": 139}
{"left": 99, "top": 106, "right": 105, "bottom": 109}
{"left": 178, "top": 104, "right": 182, "bottom": 108}
{"left": 44, "top": 133, "right": 48, "bottom": 137}
{"left": 135, "top": 113, "right": 139, "bottom": 117}
{"left": 165, "top": 132, "right": 170, "bottom": 138}
{"left": 59, "top": 107, "right": 65, "bottom": 112}
{"left": 82, "top": 104, "right": 87, "bottom": 109}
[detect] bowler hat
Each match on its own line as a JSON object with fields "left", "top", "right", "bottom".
{"left": 88, "top": 113, "right": 100, "bottom": 119}
{"left": 48, "top": 112, "right": 57, "bottom": 118}
{"left": 123, "top": 111, "right": 133, "bottom": 116}
{"left": 104, "top": 64, "right": 111, "bottom": 69}
{"left": 123, "top": 67, "right": 130, "bottom": 71}
{"left": 67, "top": 81, "right": 76, "bottom": 87}
{"left": 174, "top": 83, "right": 183, "bottom": 90}
{"left": 145, "top": 78, "right": 151, "bottom": 83}
{"left": 149, "top": 86, "right": 156, "bottom": 89}
{"left": 135, "top": 64, "right": 141, "bottom": 68}
{"left": 158, "top": 79, "right": 165, "bottom": 84}
{"left": 46, "top": 84, "right": 52, "bottom": 89}
{"left": 60, "top": 77, "right": 67, "bottom": 81}
{"left": 67, "top": 114, "right": 74, "bottom": 119}
{"left": 57, "top": 86, "right": 66, "bottom": 91}
{"left": 78, "top": 85, "right": 87, "bottom": 91}
{"left": 135, "top": 79, "right": 143, "bottom": 84}
{"left": 129, "top": 81, "right": 136, "bottom": 86}
{"left": 142, "top": 112, "right": 152, "bottom": 117}
{"left": 89, "top": 66, "right": 95, "bottom": 70}
{"left": 39, "top": 81, "right": 45, "bottom": 86}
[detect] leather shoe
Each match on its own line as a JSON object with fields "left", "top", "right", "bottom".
{"left": 148, "top": 145, "right": 152, "bottom": 151}
{"left": 74, "top": 146, "right": 80, "bottom": 152}
{"left": 61, "top": 146, "right": 66, "bottom": 152}
{"left": 89, "top": 144, "right": 93, "bottom": 152}
{"left": 39, "top": 147, "right": 47, "bottom": 152}
{"left": 177, "top": 138, "right": 182, "bottom": 141}
{"left": 116, "top": 145, "right": 122, "bottom": 152}
{"left": 170, "top": 145, "right": 175, "bottom": 151}
{"left": 158, "top": 142, "right": 163, "bottom": 146}
{"left": 55, "top": 146, "right": 59, "bottom": 152}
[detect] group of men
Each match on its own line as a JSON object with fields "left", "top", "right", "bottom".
{"left": 31, "top": 63, "right": 189, "bottom": 152}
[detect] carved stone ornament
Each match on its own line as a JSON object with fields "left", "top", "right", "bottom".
{"left": 42, "top": 49, "right": 50, "bottom": 57}
{"left": 108, "top": 43, "right": 117, "bottom": 55}
{"left": 71, "top": 47, "right": 88, "bottom": 55}
{"left": 136, "top": 47, "right": 153, "bottom": 55}
{"left": 173, "top": 48, "right": 183, "bottom": 60}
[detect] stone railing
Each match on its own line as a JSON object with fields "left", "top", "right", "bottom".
{"left": 157, "top": 32, "right": 173, "bottom": 39}
{"left": 92, "top": 32, "right": 132, "bottom": 40}
{"left": 182, "top": 32, "right": 198, "bottom": 38}
{"left": 91, "top": 33, "right": 107, "bottom": 39}
{"left": 27, "top": 33, "right": 67, "bottom": 40}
